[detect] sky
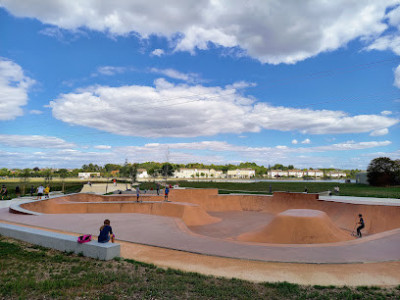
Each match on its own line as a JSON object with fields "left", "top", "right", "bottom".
{"left": 0, "top": 0, "right": 399, "bottom": 170}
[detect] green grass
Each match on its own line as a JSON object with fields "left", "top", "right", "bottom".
{"left": 174, "top": 181, "right": 400, "bottom": 198}
{"left": 0, "top": 181, "right": 85, "bottom": 200}
{"left": 1, "top": 236, "right": 399, "bottom": 299}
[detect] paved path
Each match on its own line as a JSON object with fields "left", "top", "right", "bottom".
{"left": 319, "top": 195, "right": 400, "bottom": 206}
{"left": 1, "top": 206, "right": 399, "bottom": 264}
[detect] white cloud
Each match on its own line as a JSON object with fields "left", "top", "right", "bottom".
{"left": 291, "top": 139, "right": 298, "bottom": 144}
{"left": 0, "top": 134, "right": 76, "bottom": 148}
{"left": 94, "top": 145, "right": 112, "bottom": 149}
{"left": 370, "top": 128, "right": 389, "bottom": 136}
{"left": 95, "top": 66, "right": 127, "bottom": 76}
{"left": 0, "top": 138, "right": 392, "bottom": 168}
{"left": 149, "top": 68, "right": 199, "bottom": 82}
{"left": 394, "top": 65, "right": 400, "bottom": 88}
{"left": 301, "top": 138, "right": 311, "bottom": 144}
{"left": 151, "top": 49, "right": 165, "bottom": 57}
{"left": 0, "top": 58, "right": 35, "bottom": 120}
{"left": 29, "top": 110, "right": 43, "bottom": 115}
{"left": 381, "top": 110, "right": 392, "bottom": 115}
{"left": 0, "top": 1, "right": 395, "bottom": 64}
{"left": 366, "top": 34, "right": 400, "bottom": 55}
{"left": 49, "top": 80, "right": 399, "bottom": 138}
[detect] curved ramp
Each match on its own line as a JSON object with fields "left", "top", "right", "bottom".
{"left": 237, "top": 209, "right": 355, "bottom": 244}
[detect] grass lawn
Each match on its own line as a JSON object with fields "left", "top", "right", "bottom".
{"left": 173, "top": 181, "right": 400, "bottom": 199}
{"left": 1, "top": 236, "right": 399, "bottom": 299}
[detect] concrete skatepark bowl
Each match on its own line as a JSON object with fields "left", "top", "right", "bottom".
{"left": 4, "top": 188, "right": 400, "bottom": 285}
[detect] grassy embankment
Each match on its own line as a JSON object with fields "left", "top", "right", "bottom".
{"left": 1, "top": 178, "right": 399, "bottom": 200}
{"left": 140, "top": 181, "right": 400, "bottom": 199}
{"left": 1, "top": 236, "right": 399, "bottom": 299}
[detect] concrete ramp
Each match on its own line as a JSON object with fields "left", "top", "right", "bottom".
{"left": 237, "top": 209, "right": 355, "bottom": 244}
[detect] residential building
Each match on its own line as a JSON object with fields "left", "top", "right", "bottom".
{"left": 78, "top": 172, "right": 101, "bottom": 179}
{"left": 227, "top": 168, "right": 255, "bottom": 178}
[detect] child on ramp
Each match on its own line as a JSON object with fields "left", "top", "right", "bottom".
{"left": 356, "top": 214, "right": 365, "bottom": 238}
{"left": 98, "top": 219, "right": 115, "bottom": 243}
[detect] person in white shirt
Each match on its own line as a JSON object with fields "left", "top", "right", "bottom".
{"left": 36, "top": 185, "right": 45, "bottom": 200}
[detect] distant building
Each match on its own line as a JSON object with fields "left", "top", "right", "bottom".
{"left": 268, "top": 170, "right": 288, "bottom": 177}
{"left": 110, "top": 170, "right": 119, "bottom": 176}
{"left": 307, "top": 170, "right": 324, "bottom": 177}
{"left": 173, "top": 168, "right": 225, "bottom": 179}
{"left": 137, "top": 168, "right": 149, "bottom": 179}
{"left": 328, "top": 171, "right": 347, "bottom": 178}
{"left": 356, "top": 172, "right": 368, "bottom": 184}
{"left": 288, "top": 169, "right": 305, "bottom": 178}
{"left": 78, "top": 172, "right": 101, "bottom": 179}
{"left": 227, "top": 169, "right": 255, "bottom": 179}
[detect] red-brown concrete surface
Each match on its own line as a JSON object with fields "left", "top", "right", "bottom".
{"left": 4, "top": 189, "right": 399, "bottom": 265}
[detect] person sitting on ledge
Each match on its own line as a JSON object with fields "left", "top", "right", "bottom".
{"left": 98, "top": 219, "right": 115, "bottom": 243}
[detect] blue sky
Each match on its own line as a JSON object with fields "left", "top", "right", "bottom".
{"left": 0, "top": 1, "right": 399, "bottom": 169}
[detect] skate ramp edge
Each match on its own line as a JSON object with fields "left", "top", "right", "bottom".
{"left": 237, "top": 209, "right": 355, "bottom": 244}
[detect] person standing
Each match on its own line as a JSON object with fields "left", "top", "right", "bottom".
{"left": 15, "top": 186, "right": 21, "bottom": 197}
{"left": 44, "top": 185, "right": 50, "bottom": 199}
{"left": 30, "top": 185, "right": 35, "bottom": 197}
{"left": 136, "top": 187, "right": 141, "bottom": 203}
{"left": 1, "top": 185, "right": 7, "bottom": 200}
{"left": 156, "top": 183, "right": 160, "bottom": 195}
{"left": 36, "top": 184, "right": 44, "bottom": 200}
{"left": 356, "top": 214, "right": 365, "bottom": 238}
{"left": 164, "top": 186, "right": 170, "bottom": 202}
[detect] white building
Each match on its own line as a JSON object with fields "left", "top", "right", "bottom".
{"left": 307, "top": 170, "right": 324, "bottom": 177}
{"left": 78, "top": 172, "right": 101, "bottom": 179}
{"left": 268, "top": 170, "right": 289, "bottom": 177}
{"left": 137, "top": 168, "right": 149, "bottom": 179}
{"left": 328, "top": 171, "right": 347, "bottom": 178}
{"left": 227, "top": 169, "right": 256, "bottom": 178}
{"left": 173, "top": 168, "right": 225, "bottom": 179}
{"left": 288, "top": 169, "right": 305, "bottom": 178}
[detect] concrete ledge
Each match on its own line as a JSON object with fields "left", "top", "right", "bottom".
{"left": 0, "top": 223, "right": 120, "bottom": 260}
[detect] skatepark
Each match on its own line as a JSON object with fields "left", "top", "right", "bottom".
{"left": 2, "top": 187, "right": 400, "bottom": 286}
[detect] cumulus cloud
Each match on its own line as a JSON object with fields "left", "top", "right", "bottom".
{"left": 301, "top": 138, "right": 311, "bottom": 144}
{"left": 0, "top": 58, "right": 35, "bottom": 120}
{"left": 151, "top": 49, "right": 165, "bottom": 57}
{"left": 0, "top": 1, "right": 395, "bottom": 64}
{"left": 149, "top": 68, "right": 199, "bottom": 82}
{"left": 291, "top": 139, "right": 298, "bottom": 144}
{"left": 370, "top": 128, "right": 389, "bottom": 136}
{"left": 366, "top": 35, "right": 400, "bottom": 55}
{"left": 49, "top": 80, "right": 399, "bottom": 137}
{"left": 0, "top": 138, "right": 392, "bottom": 168}
{"left": 0, "top": 134, "right": 76, "bottom": 148}
{"left": 394, "top": 65, "right": 400, "bottom": 88}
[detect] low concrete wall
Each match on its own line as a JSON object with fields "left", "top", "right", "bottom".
{"left": 0, "top": 223, "right": 120, "bottom": 261}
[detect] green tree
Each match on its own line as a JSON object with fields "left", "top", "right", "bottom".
{"left": 367, "top": 157, "right": 399, "bottom": 186}
{"left": 161, "top": 163, "right": 174, "bottom": 177}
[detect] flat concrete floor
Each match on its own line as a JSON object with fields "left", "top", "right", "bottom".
{"left": 1, "top": 206, "right": 400, "bottom": 264}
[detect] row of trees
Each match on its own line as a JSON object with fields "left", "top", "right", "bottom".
{"left": 2, "top": 161, "right": 361, "bottom": 179}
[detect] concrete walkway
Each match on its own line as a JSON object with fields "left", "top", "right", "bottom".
{"left": 1, "top": 206, "right": 399, "bottom": 264}
{"left": 80, "top": 183, "right": 135, "bottom": 195}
